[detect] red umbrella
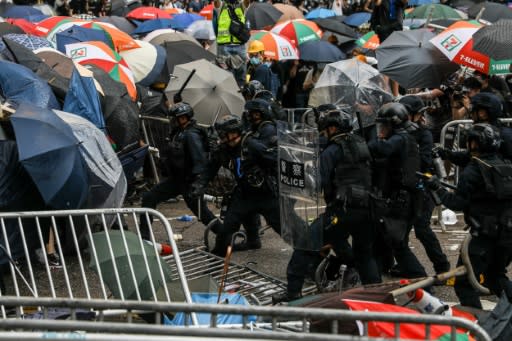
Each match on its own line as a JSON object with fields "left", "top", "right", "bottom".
{"left": 33, "top": 16, "right": 84, "bottom": 36}
{"left": 126, "top": 6, "right": 172, "bottom": 20}
{"left": 199, "top": 3, "right": 214, "bottom": 20}
{"left": 6, "top": 18, "right": 37, "bottom": 35}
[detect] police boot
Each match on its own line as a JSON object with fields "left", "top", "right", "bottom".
{"left": 232, "top": 229, "right": 262, "bottom": 251}
{"left": 271, "top": 291, "right": 302, "bottom": 305}
{"left": 210, "top": 235, "right": 230, "bottom": 258}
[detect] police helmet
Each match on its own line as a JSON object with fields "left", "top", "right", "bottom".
{"left": 376, "top": 102, "right": 409, "bottom": 128}
{"left": 398, "top": 95, "right": 425, "bottom": 116}
{"left": 244, "top": 99, "right": 272, "bottom": 120}
{"left": 169, "top": 102, "right": 194, "bottom": 118}
{"left": 323, "top": 109, "right": 353, "bottom": 133}
{"left": 467, "top": 123, "right": 501, "bottom": 153}
{"left": 471, "top": 92, "right": 503, "bottom": 123}
{"left": 215, "top": 114, "right": 243, "bottom": 136}
{"left": 253, "top": 89, "right": 275, "bottom": 103}
{"left": 241, "top": 80, "right": 265, "bottom": 99}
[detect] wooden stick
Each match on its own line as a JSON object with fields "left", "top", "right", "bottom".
{"left": 217, "top": 245, "right": 232, "bottom": 304}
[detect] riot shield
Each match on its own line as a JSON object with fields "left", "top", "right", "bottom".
{"left": 277, "top": 121, "right": 323, "bottom": 251}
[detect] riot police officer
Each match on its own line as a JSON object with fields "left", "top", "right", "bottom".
{"left": 211, "top": 99, "right": 281, "bottom": 257}
{"left": 140, "top": 102, "right": 217, "bottom": 240}
{"left": 399, "top": 95, "right": 451, "bottom": 275}
{"left": 426, "top": 124, "right": 512, "bottom": 308}
{"left": 369, "top": 103, "right": 427, "bottom": 279}
{"left": 274, "top": 109, "right": 382, "bottom": 304}
{"left": 191, "top": 114, "right": 263, "bottom": 251}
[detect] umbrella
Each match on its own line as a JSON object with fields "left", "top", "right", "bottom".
{"left": 376, "top": 29, "right": 459, "bottom": 89}
{"left": 472, "top": 19, "right": 512, "bottom": 61}
{"left": 451, "top": 0, "right": 484, "bottom": 9}
{"left": 249, "top": 30, "right": 299, "bottom": 60}
{"left": 310, "top": 17, "right": 358, "bottom": 39}
{"left": 405, "top": 4, "right": 464, "bottom": 19}
{"left": 298, "top": 39, "right": 345, "bottom": 62}
{"left": 185, "top": 20, "right": 215, "bottom": 40}
{"left": 10, "top": 102, "right": 88, "bottom": 209}
{"left": 163, "top": 40, "right": 215, "bottom": 73}
{"left": 46, "top": 19, "right": 89, "bottom": 47}
{"left": 246, "top": 2, "right": 283, "bottom": 30}
{"left": 321, "top": 31, "right": 356, "bottom": 45}
{"left": 119, "top": 40, "right": 167, "bottom": 86}
{"left": 305, "top": 8, "right": 337, "bottom": 19}
{"left": 430, "top": 20, "right": 512, "bottom": 74}
{"left": 271, "top": 19, "right": 323, "bottom": 46}
{"left": 80, "top": 21, "right": 141, "bottom": 52}
{"left": 169, "top": 13, "right": 204, "bottom": 31}
{"left": 0, "top": 22, "right": 24, "bottom": 36}
{"left": 356, "top": 30, "right": 380, "bottom": 49}
{"left": 0, "top": 59, "right": 60, "bottom": 109}
{"left": 2, "top": 32, "right": 51, "bottom": 50}
{"left": 144, "top": 28, "right": 201, "bottom": 46}
{"left": 126, "top": 6, "right": 172, "bottom": 20}
{"left": 199, "top": 4, "right": 214, "bottom": 20}
{"left": 273, "top": 3, "right": 304, "bottom": 23}
{"left": 65, "top": 41, "right": 137, "bottom": 100}
{"left": 308, "top": 59, "right": 393, "bottom": 128}
{"left": 164, "top": 7, "right": 185, "bottom": 15}
{"left": 132, "top": 18, "right": 174, "bottom": 35}
{"left": 4, "top": 5, "right": 42, "bottom": 19}
{"left": 88, "top": 230, "right": 172, "bottom": 301}
{"left": 32, "top": 4, "right": 56, "bottom": 17}
{"left": 407, "top": 0, "right": 439, "bottom": 6}
{"left": 165, "top": 59, "right": 245, "bottom": 125}
{"left": 5, "top": 18, "right": 37, "bottom": 35}
{"left": 56, "top": 25, "right": 112, "bottom": 53}
{"left": 468, "top": 1, "right": 512, "bottom": 23}
{"left": 342, "top": 12, "right": 372, "bottom": 27}
{"left": 95, "top": 16, "right": 137, "bottom": 35}
{"left": 33, "top": 16, "right": 84, "bottom": 36}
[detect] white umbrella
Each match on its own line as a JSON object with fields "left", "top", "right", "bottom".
{"left": 119, "top": 40, "right": 167, "bottom": 86}
{"left": 143, "top": 28, "right": 201, "bottom": 46}
{"left": 185, "top": 20, "right": 215, "bottom": 41}
{"left": 165, "top": 59, "right": 245, "bottom": 125}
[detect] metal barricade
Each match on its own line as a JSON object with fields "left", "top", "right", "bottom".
{"left": 0, "top": 208, "right": 197, "bottom": 324}
{"left": 140, "top": 115, "right": 173, "bottom": 184}
{"left": 0, "top": 296, "right": 492, "bottom": 341}
{"left": 283, "top": 108, "right": 311, "bottom": 126}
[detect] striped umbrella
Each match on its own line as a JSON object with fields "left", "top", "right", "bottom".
{"left": 356, "top": 30, "right": 380, "bottom": 49}
{"left": 65, "top": 41, "right": 137, "bottom": 100}
{"left": 80, "top": 21, "right": 140, "bottom": 52}
{"left": 271, "top": 19, "right": 322, "bottom": 46}
{"left": 430, "top": 20, "right": 512, "bottom": 74}
{"left": 34, "top": 16, "right": 84, "bottom": 36}
{"left": 250, "top": 30, "right": 299, "bottom": 60}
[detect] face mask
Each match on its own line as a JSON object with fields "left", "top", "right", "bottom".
{"left": 264, "top": 61, "right": 272, "bottom": 67}
{"left": 250, "top": 56, "right": 261, "bottom": 65}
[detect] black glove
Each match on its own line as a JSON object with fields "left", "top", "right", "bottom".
{"left": 425, "top": 175, "right": 442, "bottom": 191}
{"left": 190, "top": 181, "right": 205, "bottom": 199}
{"left": 173, "top": 93, "right": 182, "bottom": 104}
{"left": 436, "top": 147, "right": 451, "bottom": 160}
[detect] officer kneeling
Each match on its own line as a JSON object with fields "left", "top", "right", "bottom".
{"left": 426, "top": 123, "right": 512, "bottom": 309}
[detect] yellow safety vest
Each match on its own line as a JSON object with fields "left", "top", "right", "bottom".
{"left": 216, "top": 5, "right": 245, "bottom": 45}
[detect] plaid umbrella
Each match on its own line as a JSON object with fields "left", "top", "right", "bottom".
{"left": 3, "top": 33, "right": 51, "bottom": 50}
{"left": 250, "top": 30, "right": 299, "bottom": 60}
{"left": 472, "top": 19, "right": 512, "bottom": 60}
{"left": 271, "top": 19, "right": 322, "bottom": 46}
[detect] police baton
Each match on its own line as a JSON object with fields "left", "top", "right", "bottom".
{"left": 173, "top": 69, "right": 196, "bottom": 103}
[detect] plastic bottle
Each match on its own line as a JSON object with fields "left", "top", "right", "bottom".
{"left": 145, "top": 241, "right": 173, "bottom": 256}
{"left": 407, "top": 288, "right": 452, "bottom": 316}
{"left": 178, "top": 215, "right": 193, "bottom": 222}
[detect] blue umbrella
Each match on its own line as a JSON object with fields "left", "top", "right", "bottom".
{"left": 298, "top": 40, "right": 346, "bottom": 62}
{"left": 3, "top": 33, "right": 52, "bottom": 50}
{"left": 0, "top": 60, "right": 60, "bottom": 110}
{"left": 132, "top": 18, "right": 174, "bottom": 35}
{"left": 305, "top": 8, "right": 337, "bottom": 19}
{"left": 63, "top": 69, "right": 105, "bottom": 130}
{"left": 4, "top": 5, "right": 43, "bottom": 18}
{"left": 24, "top": 14, "right": 49, "bottom": 22}
{"left": 169, "top": 13, "right": 204, "bottom": 31}
{"left": 408, "top": 0, "right": 439, "bottom": 6}
{"left": 10, "top": 103, "right": 89, "bottom": 209}
{"left": 343, "top": 12, "right": 372, "bottom": 27}
{"left": 56, "top": 25, "right": 112, "bottom": 53}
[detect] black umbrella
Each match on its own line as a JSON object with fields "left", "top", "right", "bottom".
{"left": 246, "top": 2, "right": 283, "bottom": 29}
{"left": 321, "top": 31, "right": 357, "bottom": 45}
{"left": 299, "top": 40, "right": 346, "bottom": 62}
{"left": 163, "top": 40, "right": 216, "bottom": 73}
{"left": 0, "top": 22, "right": 24, "bottom": 37}
{"left": 311, "top": 17, "right": 359, "bottom": 39}
{"left": 450, "top": 0, "right": 484, "bottom": 9}
{"left": 468, "top": 1, "right": 512, "bottom": 23}
{"left": 376, "top": 29, "right": 459, "bottom": 90}
{"left": 472, "top": 19, "right": 512, "bottom": 61}
{"left": 96, "top": 16, "right": 137, "bottom": 35}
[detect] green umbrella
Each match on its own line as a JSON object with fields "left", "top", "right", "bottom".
{"left": 405, "top": 4, "right": 464, "bottom": 20}
{"left": 88, "top": 230, "right": 172, "bottom": 301}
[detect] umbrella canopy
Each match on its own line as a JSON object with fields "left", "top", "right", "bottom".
{"left": 273, "top": 3, "right": 304, "bottom": 23}
{"left": 199, "top": 4, "right": 214, "bottom": 20}
{"left": 271, "top": 19, "right": 323, "bottom": 46}
{"left": 144, "top": 28, "right": 201, "bottom": 46}
{"left": 305, "top": 8, "right": 337, "bottom": 19}
{"left": 356, "top": 30, "right": 380, "bottom": 49}
{"left": 430, "top": 20, "right": 512, "bottom": 74}
{"left": 66, "top": 41, "right": 137, "bottom": 100}
{"left": 80, "top": 21, "right": 141, "bottom": 52}
{"left": 119, "top": 40, "right": 167, "bottom": 86}
{"left": 299, "top": 39, "right": 346, "bottom": 62}
{"left": 10, "top": 102, "right": 88, "bottom": 209}
{"left": 472, "top": 19, "right": 512, "bottom": 61}
{"left": 165, "top": 59, "right": 245, "bottom": 125}
{"left": 163, "top": 40, "right": 216, "bottom": 73}
{"left": 169, "top": 13, "right": 204, "bottom": 31}
{"left": 3, "top": 33, "right": 52, "bottom": 50}
{"left": 310, "top": 17, "right": 358, "bottom": 39}
{"left": 4, "top": 5, "right": 42, "bottom": 19}
{"left": 343, "top": 12, "right": 372, "bottom": 27}
{"left": 185, "top": 20, "right": 215, "bottom": 41}
{"left": 308, "top": 59, "right": 393, "bottom": 128}
{"left": 0, "top": 22, "right": 24, "bottom": 36}
{"left": 88, "top": 230, "right": 172, "bottom": 301}
{"left": 405, "top": 4, "right": 464, "bottom": 19}
{"left": 46, "top": 19, "right": 89, "bottom": 47}
{"left": 33, "top": 16, "right": 83, "bottom": 36}
{"left": 126, "top": 6, "right": 172, "bottom": 20}
{"left": 468, "top": 2, "right": 512, "bottom": 23}
{"left": 376, "top": 29, "right": 459, "bottom": 89}
{"left": 132, "top": 18, "right": 174, "bottom": 35}
{"left": 95, "top": 16, "right": 137, "bottom": 35}
{"left": 56, "top": 25, "right": 112, "bottom": 53}
{"left": 249, "top": 30, "right": 299, "bottom": 60}
{"left": 246, "top": 2, "right": 283, "bottom": 30}
{"left": 408, "top": 0, "right": 440, "bottom": 6}
{"left": 0, "top": 59, "right": 60, "bottom": 109}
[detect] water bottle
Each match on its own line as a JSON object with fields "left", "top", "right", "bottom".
{"left": 432, "top": 146, "right": 447, "bottom": 179}
{"left": 407, "top": 288, "right": 452, "bottom": 316}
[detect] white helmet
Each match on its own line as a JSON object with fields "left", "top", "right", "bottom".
{"left": 442, "top": 209, "right": 457, "bottom": 225}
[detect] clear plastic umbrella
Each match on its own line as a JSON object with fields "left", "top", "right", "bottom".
{"left": 308, "top": 59, "right": 394, "bottom": 128}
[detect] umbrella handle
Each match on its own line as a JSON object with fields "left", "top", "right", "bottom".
{"left": 217, "top": 245, "right": 233, "bottom": 304}
{"left": 175, "top": 69, "right": 197, "bottom": 102}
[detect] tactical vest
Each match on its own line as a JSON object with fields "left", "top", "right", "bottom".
{"left": 332, "top": 134, "right": 372, "bottom": 207}
{"left": 216, "top": 5, "right": 245, "bottom": 45}
{"left": 395, "top": 131, "right": 420, "bottom": 191}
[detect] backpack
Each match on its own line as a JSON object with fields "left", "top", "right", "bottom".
{"left": 226, "top": 5, "right": 250, "bottom": 43}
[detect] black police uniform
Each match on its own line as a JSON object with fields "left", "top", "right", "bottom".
{"left": 369, "top": 128, "right": 428, "bottom": 279}
{"left": 140, "top": 119, "right": 216, "bottom": 239}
